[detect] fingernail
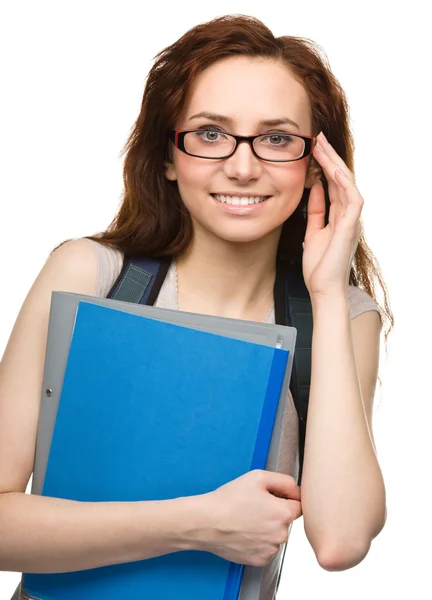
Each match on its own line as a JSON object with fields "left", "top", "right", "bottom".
{"left": 319, "top": 131, "right": 328, "bottom": 142}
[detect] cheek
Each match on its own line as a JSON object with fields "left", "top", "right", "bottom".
{"left": 175, "top": 153, "right": 216, "bottom": 189}
{"left": 269, "top": 161, "right": 309, "bottom": 222}
{"left": 276, "top": 160, "right": 309, "bottom": 190}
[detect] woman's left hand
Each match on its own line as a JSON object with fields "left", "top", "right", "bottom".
{"left": 302, "top": 131, "right": 364, "bottom": 300}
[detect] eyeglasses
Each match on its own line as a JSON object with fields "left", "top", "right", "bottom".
{"left": 169, "top": 129, "right": 316, "bottom": 162}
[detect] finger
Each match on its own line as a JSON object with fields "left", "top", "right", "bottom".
{"left": 316, "top": 132, "right": 354, "bottom": 180}
{"left": 313, "top": 142, "right": 346, "bottom": 187}
{"left": 287, "top": 499, "right": 302, "bottom": 520}
{"left": 313, "top": 141, "right": 354, "bottom": 204}
{"left": 276, "top": 498, "right": 302, "bottom": 522}
{"left": 305, "top": 180, "right": 326, "bottom": 237}
{"left": 260, "top": 471, "right": 301, "bottom": 501}
{"left": 334, "top": 168, "right": 364, "bottom": 223}
{"left": 314, "top": 144, "right": 359, "bottom": 217}
{"left": 312, "top": 146, "right": 345, "bottom": 212}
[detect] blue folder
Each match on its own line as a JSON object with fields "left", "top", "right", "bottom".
{"left": 23, "top": 301, "right": 289, "bottom": 600}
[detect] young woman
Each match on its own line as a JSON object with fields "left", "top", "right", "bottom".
{"left": 1, "top": 14, "right": 393, "bottom": 600}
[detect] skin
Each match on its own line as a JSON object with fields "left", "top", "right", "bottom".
{"left": 0, "top": 56, "right": 305, "bottom": 576}
{"left": 165, "top": 56, "right": 318, "bottom": 321}
{"left": 166, "top": 57, "right": 315, "bottom": 245}
{"left": 0, "top": 54, "right": 385, "bottom": 577}
{"left": 166, "top": 55, "right": 386, "bottom": 568}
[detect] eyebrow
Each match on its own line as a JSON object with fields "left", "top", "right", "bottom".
{"left": 188, "top": 111, "right": 300, "bottom": 131}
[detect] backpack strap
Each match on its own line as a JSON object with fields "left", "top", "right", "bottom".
{"left": 107, "top": 255, "right": 171, "bottom": 305}
{"left": 274, "top": 260, "right": 312, "bottom": 486}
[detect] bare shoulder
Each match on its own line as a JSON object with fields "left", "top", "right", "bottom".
{"left": 36, "top": 237, "right": 99, "bottom": 295}
{"left": 0, "top": 238, "right": 99, "bottom": 494}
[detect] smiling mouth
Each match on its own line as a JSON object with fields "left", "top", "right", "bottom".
{"left": 211, "top": 194, "right": 271, "bottom": 205}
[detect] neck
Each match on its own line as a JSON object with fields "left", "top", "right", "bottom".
{"left": 175, "top": 227, "right": 281, "bottom": 320}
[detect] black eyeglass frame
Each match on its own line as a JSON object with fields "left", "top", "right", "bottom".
{"left": 169, "top": 129, "right": 316, "bottom": 163}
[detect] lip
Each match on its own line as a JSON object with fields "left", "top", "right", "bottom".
{"left": 212, "top": 192, "right": 270, "bottom": 198}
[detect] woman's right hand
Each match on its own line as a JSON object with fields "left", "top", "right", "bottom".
{"left": 195, "top": 469, "right": 302, "bottom": 567}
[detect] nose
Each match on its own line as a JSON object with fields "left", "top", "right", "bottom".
{"left": 222, "top": 139, "right": 262, "bottom": 183}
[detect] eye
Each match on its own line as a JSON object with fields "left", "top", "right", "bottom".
{"left": 201, "top": 130, "right": 221, "bottom": 142}
{"left": 260, "top": 133, "right": 294, "bottom": 146}
{"left": 194, "top": 126, "right": 229, "bottom": 143}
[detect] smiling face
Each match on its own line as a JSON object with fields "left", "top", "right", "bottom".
{"left": 165, "top": 56, "right": 315, "bottom": 245}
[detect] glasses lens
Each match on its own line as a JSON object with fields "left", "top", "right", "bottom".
{"left": 254, "top": 134, "right": 305, "bottom": 161}
{"left": 184, "top": 130, "right": 236, "bottom": 158}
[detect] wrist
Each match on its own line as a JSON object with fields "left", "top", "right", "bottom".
{"left": 310, "top": 290, "right": 350, "bottom": 314}
{"left": 161, "top": 494, "right": 214, "bottom": 552}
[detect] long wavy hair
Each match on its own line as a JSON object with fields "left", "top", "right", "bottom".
{"left": 54, "top": 14, "right": 393, "bottom": 341}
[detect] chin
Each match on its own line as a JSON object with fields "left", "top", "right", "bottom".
{"left": 205, "top": 222, "right": 281, "bottom": 245}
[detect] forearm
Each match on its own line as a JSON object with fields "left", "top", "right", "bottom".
{"left": 0, "top": 491, "right": 202, "bottom": 573}
{"left": 301, "top": 294, "right": 386, "bottom": 567}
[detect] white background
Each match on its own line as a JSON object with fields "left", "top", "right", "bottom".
{"left": 0, "top": 1, "right": 430, "bottom": 598}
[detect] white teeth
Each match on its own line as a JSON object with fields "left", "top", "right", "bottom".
{"left": 213, "top": 194, "right": 268, "bottom": 205}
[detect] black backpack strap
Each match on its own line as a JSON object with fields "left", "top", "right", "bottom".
{"left": 274, "top": 261, "right": 312, "bottom": 486}
{"left": 106, "top": 255, "right": 171, "bottom": 305}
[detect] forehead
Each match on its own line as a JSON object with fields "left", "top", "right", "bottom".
{"left": 182, "top": 56, "right": 312, "bottom": 134}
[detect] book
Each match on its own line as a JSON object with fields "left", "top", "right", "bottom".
{"left": 22, "top": 294, "right": 296, "bottom": 600}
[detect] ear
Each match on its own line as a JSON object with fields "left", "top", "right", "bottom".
{"left": 164, "top": 161, "right": 177, "bottom": 182}
{"left": 304, "top": 155, "right": 323, "bottom": 188}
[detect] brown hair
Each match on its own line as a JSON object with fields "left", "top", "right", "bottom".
{"left": 56, "top": 14, "right": 394, "bottom": 340}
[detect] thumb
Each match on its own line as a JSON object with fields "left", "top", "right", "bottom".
{"left": 259, "top": 471, "right": 301, "bottom": 502}
{"left": 305, "top": 180, "right": 325, "bottom": 239}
